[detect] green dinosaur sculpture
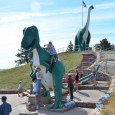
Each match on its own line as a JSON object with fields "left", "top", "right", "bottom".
{"left": 74, "top": 5, "right": 94, "bottom": 51}
{"left": 21, "top": 26, "right": 65, "bottom": 109}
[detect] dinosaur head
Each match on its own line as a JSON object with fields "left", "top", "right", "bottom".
{"left": 89, "top": 5, "right": 94, "bottom": 10}
{"left": 21, "top": 25, "right": 40, "bottom": 53}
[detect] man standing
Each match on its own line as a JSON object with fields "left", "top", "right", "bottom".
{"left": 0, "top": 96, "right": 12, "bottom": 115}
{"left": 36, "top": 67, "right": 43, "bottom": 96}
{"left": 67, "top": 75, "right": 74, "bottom": 101}
{"left": 92, "top": 65, "right": 97, "bottom": 86}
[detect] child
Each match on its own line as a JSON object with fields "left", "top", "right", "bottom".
{"left": 89, "top": 65, "right": 97, "bottom": 86}
{"left": 18, "top": 81, "right": 23, "bottom": 97}
{"left": 36, "top": 67, "right": 43, "bottom": 96}
{"left": 30, "top": 78, "right": 37, "bottom": 95}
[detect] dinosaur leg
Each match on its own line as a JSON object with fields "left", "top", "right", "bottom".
{"left": 79, "top": 38, "right": 84, "bottom": 51}
{"left": 83, "top": 42, "right": 86, "bottom": 51}
{"left": 86, "top": 43, "right": 89, "bottom": 50}
{"left": 86, "top": 31, "right": 91, "bottom": 50}
{"left": 74, "top": 37, "right": 79, "bottom": 51}
{"left": 49, "top": 61, "right": 64, "bottom": 109}
{"left": 51, "top": 73, "right": 62, "bottom": 109}
{"left": 86, "top": 39, "right": 90, "bottom": 50}
{"left": 41, "top": 84, "right": 50, "bottom": 97}
{"left": 79, "top": 44, "right": 83, "bottom": 51}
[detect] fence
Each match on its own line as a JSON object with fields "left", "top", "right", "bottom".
{"left": 56, "top": 44, "right": 95, "bottom": 54}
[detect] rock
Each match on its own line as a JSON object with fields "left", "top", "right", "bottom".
{"left": 28, "top": 95, "right": 51, "bottom": 105}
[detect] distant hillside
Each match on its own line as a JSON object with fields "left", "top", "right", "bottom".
{"left": 0, "top": 52, "right": 82, "bottom": 89}
{"left": 0, "top": 69, "right": 7, "bottom": 71}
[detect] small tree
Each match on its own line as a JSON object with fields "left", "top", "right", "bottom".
{"left": 15, "top": 48, "right": 32, "bottom": 66}
{"left": 100, "top": 38, "right": 111, "bottom": 50}
{"left": 111, "top": 44, "right": 115, "bottom": 50}
{"left": 66, "top": 41, "right": 73, "bottom": 52}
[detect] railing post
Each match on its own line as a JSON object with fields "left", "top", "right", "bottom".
{"left": 105, "top": 54, "right": 108, "bottom": 73}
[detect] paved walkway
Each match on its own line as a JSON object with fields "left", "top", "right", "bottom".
{"left": 0, "top": 94, "right": 93, "bottom": 115}
{"left": 66, "top": 90, "right": 108, "bottom": 103}
{"left": 0, "top": 88, "right": 108, "bottom": 115}
{"left": 0, "top": 94, "right": 28, "bottom": 108}
{"left": 0, "top": 81, "right": 109, "bottom": 115}
{"left": 11, "top": 104, "right": 93, "bottom": 115}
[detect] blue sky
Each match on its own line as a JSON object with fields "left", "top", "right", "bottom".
{"left": 0, "top": 0, "right": 115, "bottom": 69}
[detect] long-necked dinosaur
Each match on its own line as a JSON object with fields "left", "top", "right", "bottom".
{"left": 74, "top": 5, "right": 94, "bottom": 51}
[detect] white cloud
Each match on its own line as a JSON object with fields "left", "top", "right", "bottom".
{"left": 94, "top": 2, "right": 115, "bottom": 10}
{"left": 0, "top": 1, "right": 115, "bottom": 25}
{"left": 91, "top": 29, "right": 115, "bottom": 35}
{"left": 31, "top": 0, "right": 40, "bottom": 12}
{"left": 0, "top": 1, "right": 115, "bottom": 69}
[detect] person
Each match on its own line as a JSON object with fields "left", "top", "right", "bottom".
{"left": 45, "top": 41, "right": 58, "bottom": 65}
{"left": 67, "top": 74, "right": 74, "bottom": 101}
{"left": 30, "top": 78, "right": 37, "bottom": 95}
{"left": 90, "top": 65, "right": 97, "bottom": 86}
{"left": 18, "top": 81, "right": 23, "bottom": 97}
{"left": 92, "top": 65, "right": 97, "bottom": 86}
{"left": 36, "top": 67, "right": 43, "bottom": 96}
{"left": 75, "top": 71, "right": 80, "bottom": 92}
{"left": 0, "top": 96, "right": 12, "bottom": 115}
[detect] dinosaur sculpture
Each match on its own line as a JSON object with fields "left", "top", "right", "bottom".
{"left": 21, "top": 25, "right": 65, "bottom": 109}
{"left": 74, "top": 5, "right": 94, "bottom": 51}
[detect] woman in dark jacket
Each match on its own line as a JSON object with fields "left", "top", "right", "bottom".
{"left": 75, "top": 71, "right": 80, "bottom": 92}
{"left": 68, "top": 75, "right": 74, "bottom": 101}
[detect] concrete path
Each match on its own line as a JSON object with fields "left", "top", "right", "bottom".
{"left": 0, "top": 94, "right": 93, "bottom": 115}
{"left": 10, "top": 104, "right": 93, "bottom": 115}
{"left": 0, "top": 81, "right": 109, "bottom": 115}
{"left": 0, "top": 94, "right": 28, "bottom": 108}
{"left": 66, "top": 90, "right": 108, "bottom": 103}
{"left": 0, "top": 88, "right": 108, "bottom": 115}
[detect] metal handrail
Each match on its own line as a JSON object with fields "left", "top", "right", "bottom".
{"left": 56, "top": 44, "right": 95, "bottom": 54}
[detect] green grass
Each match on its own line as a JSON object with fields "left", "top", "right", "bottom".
{"left": 101, "top": 92, "right": 115, "bottom": 115}
{"left": 0, "top": 52, "right": 82, "bottom": 89}
{"left": 59, "top": 52, "right": 82, "bottom": 72}
{"left": 0, "top": 65, "right": 31, "bottom": 90}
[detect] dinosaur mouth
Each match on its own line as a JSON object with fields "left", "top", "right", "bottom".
{"left": 26, "top": 39, "right": 35, "bottom": 49}
{"left": 23, "top": 39, "right": 36, "bottom": 52}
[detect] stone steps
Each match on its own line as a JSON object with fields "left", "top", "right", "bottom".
{"left": 61, "top": 90, "right": 109, "bottom": 109}
{"left": 78, "top": 85, "right": 109, "bottom": 90}
{"left": 61, "top": 100, "right": 96, "bottom": 108}
{"left": 0, "top": 89, "right": 18, "bottom": 94}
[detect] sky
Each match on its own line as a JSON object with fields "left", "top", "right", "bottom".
{"left": 0, "top": 0, "right": 115, "bottom": 69}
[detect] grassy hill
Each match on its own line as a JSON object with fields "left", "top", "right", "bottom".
{"left": 0, "top": 52, "right": 82, "bottom": 90}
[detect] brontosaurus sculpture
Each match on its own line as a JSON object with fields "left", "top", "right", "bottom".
{"left": 74, "top": 5, "right": 94, "bottom": 51}
{"left": 21, "top": 26, "right": 65, "bottom": 109}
